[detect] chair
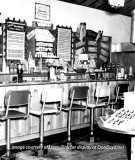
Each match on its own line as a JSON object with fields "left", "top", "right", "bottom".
{"left": 30, "top": 88, "right": 63, "bottom": 156}
{"left": 115, "top": 83, "right": 129, "bottom": 97}
{"left": 88, "top": 84, "right": 110, "bottom": 141}
{"left": 0, "top": 90, "right": 31, "bottom": 160}
{"left": 62, "top": 86, "right": 89, "bottom": 144}
{"left": 110, "top": 83, "right": 129, "bottom": 109}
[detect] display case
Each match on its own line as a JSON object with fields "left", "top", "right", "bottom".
{"left": 72, "top": 30, "right": 111, "bottom": 70}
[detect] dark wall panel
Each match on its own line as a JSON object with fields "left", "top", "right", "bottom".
{"left": 111, "top": 52, "right": 135, "bottom": 74}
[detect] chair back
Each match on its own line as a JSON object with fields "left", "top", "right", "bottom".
{"left": 69, "top": 86, "right": 89, "bottom": 110}
{"left": 69, "top": 86, "right": 89, "bottom": 100}
{"left": 41, "top": 88, "right": 63, "bottom": 114}
{"left": 94, "top": 84, "right": 110, "bottom": 106}
{"left": 41, "top": 88, "right": 63, "bottom": 103}
{"left": 114, "top": 83, "right": 129, "bottom": 96}
{"left": 5, "top": 90, "right": 31, "bottom": 107}
{"left": 95, "top": 85, "right": 110, "bottom": 98}
{"left": 3, "top": 90, "right": 31, "bottom": 119}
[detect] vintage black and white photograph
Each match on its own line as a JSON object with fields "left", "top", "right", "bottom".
{"left": 0, "top": 0, "right": 134, "bottom": 160}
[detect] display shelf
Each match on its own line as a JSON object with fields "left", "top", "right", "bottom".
{"left": 40, "top": 56, "right": 58, "bottom": 59}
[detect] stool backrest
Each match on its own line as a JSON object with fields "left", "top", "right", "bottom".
{"left": 41, "top": 88, "right": 63, "bottom": 103}
{"left": 5, "top": 90, "right": 31, "bottom": 107}
{"left": 95, "top": 85, "right": 110, "bottom": 98}
{"left": 94, "top": 85, "right": 110, "bottom": 106}
{"left": 69, "top": 86, "right": 89, "bottom": 110}
{"left": 114, "top": 83, "right": 129, "bottom": 96}
{"left": 69, "top": 86, "right": 89, "bottom": 100}
{"left": 4, "top": 90, "right": 31, "bottom": 119}
{"left": 41, "top": 88, "right": 63, "bottom": 114}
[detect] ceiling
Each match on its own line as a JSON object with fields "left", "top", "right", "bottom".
{"left": 58, "top": 0, "right": 135, "bottom": 17}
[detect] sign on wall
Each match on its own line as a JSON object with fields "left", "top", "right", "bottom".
{"left": 6, "top": 30, "right": 25, "bottom": 60}
{"left": 35, "top": 3, "right": 50, "bottom": 21}
{"left": 56, "top": 26, "right": 72, "bottom": 61}
{"left": 4, "top": 18, "right": 27, "bottom": 61}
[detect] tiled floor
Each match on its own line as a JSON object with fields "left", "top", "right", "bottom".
{"left": 14, "top": 137, "right": 129, "bottom": 160}
{"left": 0, "top": 127, "right": 131, "bottom": 160}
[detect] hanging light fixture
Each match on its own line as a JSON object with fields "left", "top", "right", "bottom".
{"left": 108, "top": 0, "right": 125, "bottom": 8}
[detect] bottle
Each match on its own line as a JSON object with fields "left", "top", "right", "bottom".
{"left": 117, "top": 62, "right": 121, "bottom": 72}
{"left": 116, "top": 62, "right": 121, "bottom": 79}
{"left": 10, "top": 62, "right": 14, "bottom": 73}
{"left": 121, "top": 66, "right": 125, "bottom": 78}
{"left": 49, "top": 66, "right": 55, "bottom": 81}
{"left": 129, "top": 66, "right": 133, "bottom": 76}
{"left": 117, "top": 71, "right": 121, "bottom": 79}
{"left": 17, "top": 63, "right": 23, "bottom": 83}
{"left": 28, "top": 52, "right": 35, "bottom": 73}
{"left": 112, "top": 61, "right": 116, "bottom": 69}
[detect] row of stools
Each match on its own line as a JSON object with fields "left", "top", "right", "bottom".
{"left": 0, "top": 83, "right": 129, "bottom": 160}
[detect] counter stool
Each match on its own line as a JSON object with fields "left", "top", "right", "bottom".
{"left": 88, "top": 84, "right": 110, "bottom": 141}
{"left": 111, "top": 83, "right": 129, "bottom": 109}
{"left": 0, "top": 90, "right": 31, "bottom": 160}
{"left": 30, "top": 88, "right": 63, "bottom": 156}
{"left": 62, "top": 86, "right": 89, "bottom": 145}
{"left": 116, "top": 83, "right": 129, "bottom": 98}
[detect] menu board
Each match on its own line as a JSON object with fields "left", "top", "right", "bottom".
{"left": 7, "top": 30, "right": 25, "bottom": 60}
{"left": 4, "top": 18, "right": 27, "bottom": 61}
{"left": 56, "top": 26, "right": 72, "bottom": 61}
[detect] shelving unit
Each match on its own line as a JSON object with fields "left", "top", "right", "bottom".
{"left": 65, "top": 70, "right": 116, "bottom": 80}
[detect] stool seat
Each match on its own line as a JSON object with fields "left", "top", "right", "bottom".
{"left": 0, "top": 110, "right": 26, "bottom": 119}
{"left": 30, "top": 107, "right": 58, "bottom": 115}
{"left": 62, "top": 104, "right": 86, "bottom": 110}
{"left": 88, "top": 100, "right": 108, "bottom": 108}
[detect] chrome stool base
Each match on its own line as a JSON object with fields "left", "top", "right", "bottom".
{"left": 37, "top": 149, "right": 48, "bottom": 157}
{"left": 1, "top": 155, "right": 15, "bottom": 160}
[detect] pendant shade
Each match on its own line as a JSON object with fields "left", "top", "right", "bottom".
{"left": 108, "top": 0, "right": 125, "bottom": 8}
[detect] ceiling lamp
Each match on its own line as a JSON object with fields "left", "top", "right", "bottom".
{"left": 108, "top": 0, "right": 125, "bottom": 8}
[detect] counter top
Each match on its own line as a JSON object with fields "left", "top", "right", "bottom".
{"left": 0, "top": 78, "right": 134, "bottom": 87}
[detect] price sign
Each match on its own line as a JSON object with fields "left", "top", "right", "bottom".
{"left": 57, "top": 26, "right": 72, "bottom": 61}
